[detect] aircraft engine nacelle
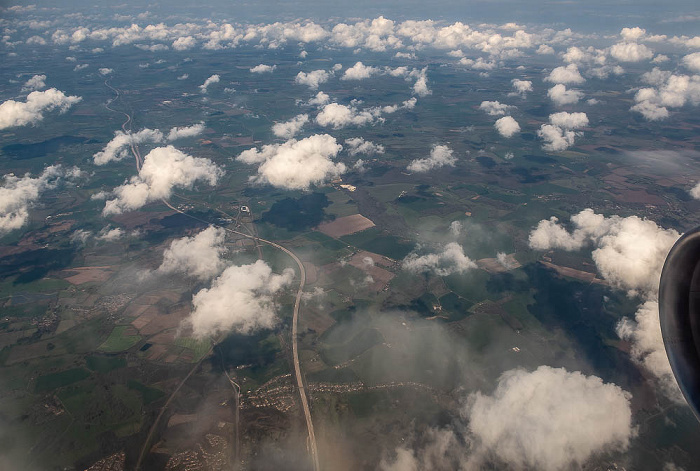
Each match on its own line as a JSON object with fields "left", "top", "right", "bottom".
{"left": 660, "top": 227, "right": 700, "bottom": 420}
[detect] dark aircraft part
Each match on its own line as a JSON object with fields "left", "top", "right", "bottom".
{"left": 660, "top": 227, "right": 700, "bottom": 420}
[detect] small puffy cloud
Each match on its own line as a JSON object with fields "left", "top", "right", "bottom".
{"left": 690, "top": 182, "right": 700, "bottom": 199}
{"left": 631, "top": 100, "right": 669, "bottom": 121}
{"left": 250, "top": 64, "right": 276, "bottom": 73}
{"left": 402, "top": 242, "right": 476, "bottom": 276}
{"left": 316, "top": 102, "right": 379, "bottom": 129}
{"left": 682, "top": 52, "right": 700, "bottom": 73}
{"left": 549, "top": 111, "right": 589, "bottom": 129}
{"left": 467, "top": 366, "right": 633, "bottom": 471}
{"left": 510, "top": 79, "right": 532, "bottom": 96}
{"left": 547, "top": 84, "right": 584, "bottom": 106}
{"left": 537, "top": 44, "right": 555, "bottom": 55}
{"left": 0, "top": 88, "right": 81, "bottom": 130}
{"left": 494, "top": 116, "right": 520, "bottom": 138}
{"left": 641, "top": 67, "right": 672, "bottom": 86}
{"left": 73, "top": 64, "right": 88, "bottom": 72}
{"left": 459, "top": 57, "right": 497, "bottom": 70}
{"left": 537, "top": 112, "right": 588, "bottom": 151}
{"left": 295, "top": 70, "right": 330, "bottom": 90}
{"left": 95, "top": 226, "right": 124, "bottom": 242}
{"left": 103, "top": 146, "right": 222, "bottom": 215}
{"left": 0, "top": 166, "right": 64, "bottom": 235}
{"left": 172, "top": 36, "right": 196, "bottom": 51}
{"left": 21, "top": 74, "right": 46, "bottom": 92}
{"left": 26, "top": 36, "right": 47, "bottom": 46}
{"left": 381, "top": 97, "right": 417, "bottom": 114}
{"left": 199, "top": 74, "right": 220, "bottom": 93}
{"left": 237, "top": 134, "right": 345, "bottom": 190}
{"left": 407, "top": 145, "right": 456, "bottom": 173}
{"left": 157, "top": 226, "right": 227, "bottom": 280}
{"left": 528, "top": 208, "right": 679, "bottom": 295}
{"left": 167, "top": 122, "right": 205, "bottom": 141}
{"left": 186, "top": 260, "right": 294, "bottom": 338}
{"left": 272, "top": 114, "right": 309, "bottom": 139}
{"left": 411, "top": 67, "right": 431, "bottom": 96}
{"left": 93, "top": 128, "right": 164, "bottom": 165}
{"left": 345, "top": 137, "right": 385, "bottom": 156}
{"left": 546, "top": 64, "right": 585, "bottom": 84}
{"left": 177, "top": 74, "right": 189, "bottom": 80}
{"left": 479, "top": 100, "right": 514, "bottom": 116}
{"left": 342, "top": 61, "right": 381, "bottom": 80}
{"left": 610, "top": 42, "right": 653, "bottom": 62}
{"left": 537, "top": 125, "right": 577, "bottom": 152}
{"left": 620, "top": 27, "right": 646, "bottom": 41}
{"left": 98, "top": 67, "right": 113, "bottom": 76}
{"left": 307, "top": 91, "right": 330, "bottom": 106}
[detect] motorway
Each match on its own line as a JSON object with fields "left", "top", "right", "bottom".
{"left": 104, "top": 83, "right": 320, "bottom": 471}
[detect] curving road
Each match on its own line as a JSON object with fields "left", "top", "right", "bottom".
{"left": 104, "top": 82, "right": 320, "bottom": 471}
{"left": 161, "top": 200, "right": 321, "bottom": 471}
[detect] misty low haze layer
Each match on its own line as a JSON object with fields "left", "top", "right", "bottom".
{"left": 0, "top": 0, "right": 699, "bottom": 470}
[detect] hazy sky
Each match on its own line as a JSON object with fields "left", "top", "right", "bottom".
{"left": 6, "top": 0, "right": 700, "bottom": 34}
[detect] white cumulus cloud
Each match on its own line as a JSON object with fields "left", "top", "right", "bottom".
{"left": 479, "top": 100, "right": 514, "bottom": 116}
{"left": 342, "top": 61, "right": 381, "bottom": 80}
{"left": 295, "top": 70, "right": 330, "bottom": 89}
{"left": 402, "top": 242, "right": 475, "bottom": 276}
{"left": 103, "top": 145, "right": 223, "bottom": 215}
{"left": 547, "top": 84, "right": 584, "bottom": 106}
{"left": 407, "top": 145, "right": 456, "bottom": 173}
{"left": 546, "top": 64, "right": 585, "bottom": 84}
{"left": 237, "top": 134, "right": 345, "bottom": 190}
{"left": 610, "top": 42, "right": 653, "bottom": 62}
{"left": 272, "top": 114, "right": 309, "bottom": 139}
{"left": 167, "top": 122, "right": 205, "bottom": 141}
{"left": 93, "top": 128, "right": 164, "bottom": 165}
{"left": 157, "top": 226, "right": 227, "bottom": 280}
{"left": 250, "top": 64, "right": 276, "bottom": 73}
{"left": 0, "top": 166, "right": 66, "bottom": 235}
{"left": 467, "top": 366, "right": 633, "bottom": 471}
{"left": 0, "top": 88, "right": 81, "bottom": 130}
{"left": 345, "top": 137, "right": 385, "bottom": 156}
{"left": 494, "top": 116, "right": 520, "bottom": 138}
{"left": 186, "top": 260, "right": 294, "bottom": 338}
{"left": 316, "top": 102, "right": 380, "bottom": 129}
{"left": 21, "top": 74, "right": 46, "bottom": 92}
{"left": 199, "top": 74, "right": 220, "bottom": 93}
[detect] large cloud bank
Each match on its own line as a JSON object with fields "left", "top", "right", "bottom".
{"left": 529, "top": 209, "right": 682, "bottom": 398}
{"left": 103, "top": 145, "right": 222, "bottom": 215}
{"left": 467, "top": 366, "right": 633, "bottom": 471}
{"left": 382, "top": 366, "right": 633, "bottom": 471}
{"left": 237, "top": 134, "right": 345, "bottom": 190}
{"left": 157, "top": 226, "right": 227, "bottom": 280}
{"left": 528, "top": 208, "right": 678, "bottom": 294}
{"left": 0, "top": 88, "right": 81, "bottom": 130}
{"left": 631, "top": 70, "right": 700, "bottom": 121}
{"left": 186, "top": 260, "right": 294, "bottom": 338}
